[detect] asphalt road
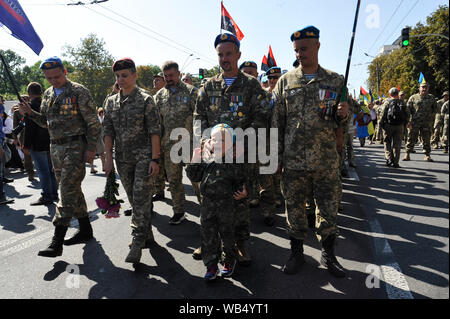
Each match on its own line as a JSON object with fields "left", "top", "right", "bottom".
{"left": 0, "top": 140, "right": 448, "bottom": 301}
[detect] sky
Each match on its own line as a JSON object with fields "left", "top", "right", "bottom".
{"left": 0, "top": 0, "right": 448, "bottom": 96}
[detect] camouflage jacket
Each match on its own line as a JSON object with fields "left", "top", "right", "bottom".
{"left": 29, "top": 80, "right": 101, "bottom": 151}
{"left": 193, "top": 71, "right": 270, "bottom": 141}
{"left": 103, "top": 87, "right": 161, "bottom": 162}
{"left": 186, "top": 161, "right": 246, "bottom": 200}
{"left": 407, "top": 93, "right": 437, "bottom": 126}
{"left": 154, "top": 81, "right": 198, "bottom": 147}
{"left": 271, "top": 65, "right": 347, "bottom": 171}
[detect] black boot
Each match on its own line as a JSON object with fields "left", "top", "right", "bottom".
{"left": 64, "top": 217, "right": 93, "bottom": 246}
{"left": 282, "top": 237, "right": 304, "bottom": 275}
{"left": 321, "top": 235, "right": 346, "bottom": 278}
{"left": 38, "top": 225, "right": 68, "bottom": 257}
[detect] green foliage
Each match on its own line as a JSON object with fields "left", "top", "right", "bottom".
{"left": 137, "top": 64, "right": 161, "bottom": 93}
{"left": 63, "top": 33, "right": 115, "bottom": 107}
{"left": 367, "top": 5, "right": 449, "bottom": 98}
{"left": 0, "top": 49, "right": 26, "bottom": 96}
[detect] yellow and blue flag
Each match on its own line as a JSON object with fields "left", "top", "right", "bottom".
{"left": 418, "top": 72, "right": 426, "bottom": 85}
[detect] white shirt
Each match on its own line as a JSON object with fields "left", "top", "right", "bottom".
{"left": 2, "top": 117, "right": 13, "bottom": 134}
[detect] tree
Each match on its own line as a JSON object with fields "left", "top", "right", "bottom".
{"left": 0, "top": 49, "right": 26, "bottom": 96}
{"left": 136, "top": 64, "right": 161, "bottom": 92}
{"left": 367, "top": 5, "right": 449, "bottom": 98}
{"left": 63, "top": 33, "right": 115, "bottom": 107}
{"left": 191, "top": 65, "right": 221, "bottom": 87}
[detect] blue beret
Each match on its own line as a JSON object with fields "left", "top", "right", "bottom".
{"left": 267, "top": 67, "right": 281, "bottom": 75}
{"left": 290, "top": 26, "right": 320, "bottom": 41}
{"left": 40, "top": 56, "right": 64, "bottom": 70}
{"left": 239, "top": 61, "right": 257, "bottom": 70}
{"left": 261, "top": 75, "right": 268, "bottom": 83}
{"left": 215, "top": 33, "right": 240, "bottom": 49}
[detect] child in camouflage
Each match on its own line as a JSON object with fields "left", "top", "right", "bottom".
{"left": 186, "top": 124, "right": 248, "bottom": 281}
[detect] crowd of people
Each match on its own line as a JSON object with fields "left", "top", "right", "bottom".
{"left": 0, "top": 25, "right": 448, "bottom": 283}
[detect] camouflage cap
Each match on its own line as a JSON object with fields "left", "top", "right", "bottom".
{"left": 154, "top": 72, "right": 164, "bottom": 79}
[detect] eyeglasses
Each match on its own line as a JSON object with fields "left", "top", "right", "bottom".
{"left": 268, "top": 75, "right": 280, "bottom": 80}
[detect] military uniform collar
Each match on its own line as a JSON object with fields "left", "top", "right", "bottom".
{"left": 217, "top": 70, "right": 245, "bottom": 90}
{"left": 164, "top": 80, "right": 185, "bottom": 93}
{"left": 119, "top": 87, "right": 139, "bottom": 103}
{"left": 294, "top": 64, "right": 328, "bottom": 82}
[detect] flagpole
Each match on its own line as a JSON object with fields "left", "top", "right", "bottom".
{"left": 0, "top": 51, "right": 23, "bottom": 102}
{"left": 342, "top": 0, "right": 362, "bottom": 101}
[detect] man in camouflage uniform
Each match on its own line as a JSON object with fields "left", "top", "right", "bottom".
{"left": 103, "top": 58, "right": 161, "bottom": 264}
{"left": 272, "top": 26, "right": 349, "bottom": 278}
{"left": 441, "top": 100, "right": 449, "bottom": 153}
{"left": 431, "top": 91, "right": 448, "bottom": 149}
{"left": 19, "top": 57, "right": 101, "bottom": 258}
{"left": 194, "top": 33, "right": 270, "bottom": 266}
{"left": 154, "top": 61, "right": 198, "bottom": 225}
{"left": 403, "top": 83, "right": 438, "bottom": 162}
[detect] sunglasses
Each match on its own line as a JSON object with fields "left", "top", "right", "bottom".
{"left": 268, "top": 75, "right": 280, "bottom": 80}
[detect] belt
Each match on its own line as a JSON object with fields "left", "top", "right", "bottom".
{"left": 51, "top": 135, "right": 84, "bottom": 145}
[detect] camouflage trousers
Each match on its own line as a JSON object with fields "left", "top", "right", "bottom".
{"left": 431, "top": 114, "right": 443, "bottom": 146}
{"left": 163, "top": 150, "right": 186, "bottom": 214}
{"left": 236, "top": 163, "right": 252, "bottom": 242}
{"left": 50, "top": 140, "right": 88, "bottom": 227}
{"left": 383, "top": 124, "right": 404, "bottom": 165}
{"left": 258, "top": 168, "right": 282, "bottom": 218}
{"left": 152, "top": 149, "right": 165, "bottom": 195}
{"left": 443, "top": 117, "right": 449, "bottom": 149}
{"left": 200, "top": 196, "right": 237, "bottom": 267}
{"left": 116, "top": 159, "right": 153, "bottom": 244}
{"left": 282, "top": 168, "right": 340, "bottom": 243}
{"left": 406, "top": 124, "right": 432, "bottom": 155}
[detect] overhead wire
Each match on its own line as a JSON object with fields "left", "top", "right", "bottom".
{"left": 381, "top": 0, "right": 420, "bottom": 47}
{"left": 66, "top": 0, "right": 217, "bottom": 66}
{"left": 366, "top": 0, "right": 404, "bottom": 54}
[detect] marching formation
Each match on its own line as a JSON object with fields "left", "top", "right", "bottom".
{"left": 1, "top": 24, "right": 447, "bottom": 284}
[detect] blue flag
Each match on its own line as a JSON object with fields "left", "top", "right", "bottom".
{"left": 0, "top": 0, "right": 43, "bottom": 55}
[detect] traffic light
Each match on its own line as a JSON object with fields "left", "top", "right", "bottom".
{"left": 199, "top": 68, "right": 204, "bottom": 79}
{"left": 401, "top": 27, "right": 410, "bottom": 47}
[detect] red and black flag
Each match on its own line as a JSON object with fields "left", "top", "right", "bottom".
{"left": 267, "top": 45, "right": 277, "bottom": 68}
{"left": 261, "top": 55, "right": 269, "bottom": 72}
{"left": 221, "top": 1, "right": 244, "bottom": 41}
{"left": 261, "top": 46, "right": 277, "bottom": 72}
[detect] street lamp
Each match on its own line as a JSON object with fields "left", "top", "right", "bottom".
{"left": 365, "top": 52, "right": 380, "bottom": 95}
{"left": 180, "top": 53, "right": 193, "bottom": 72}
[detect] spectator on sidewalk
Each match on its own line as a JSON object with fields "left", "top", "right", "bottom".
{"left": 1, "top": 101, "right": 13, "bottom": 205}
{"left": 24, "top": 82, "right": 59, "bottom": 205}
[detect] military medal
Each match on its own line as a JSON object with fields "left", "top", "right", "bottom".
{"left": 238, "top": 112, "right": 243, "bottom": 117}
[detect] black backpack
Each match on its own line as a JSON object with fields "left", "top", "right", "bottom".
{"left": 386, "top": 99, "right": 405, "bottom": 125}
